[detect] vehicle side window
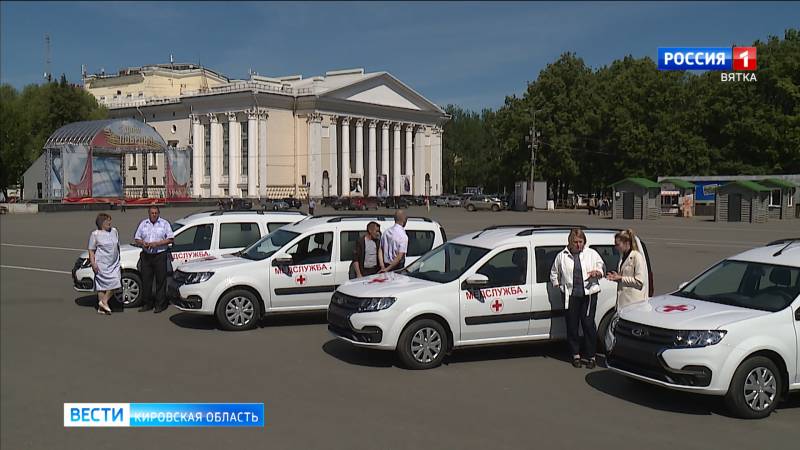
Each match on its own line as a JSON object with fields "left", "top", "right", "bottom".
{"left": 534, "top": 246, "right": 563, "bottom": 283}
{"left": 171, "top": 224, "right": 213, "bottom": 252}
{"left": 339, "top": 231, "right": 361, "bottom": 262}
{"left": 476, "top": 248, "right": 527, "bottom": 288}
{"left": 286, "top": 232, "right": 333, "bottom": 264}
{"left": 219, "top": 222, "right": 260, "bottom": 249}
{"left": 591, "top": 245, "right": 620, "bottom": 273}
{"left": 407, "top": 230, "right": 435, "bottom": 257}
{"left": 267, "top": 222, "right": 292, "bottom": 233}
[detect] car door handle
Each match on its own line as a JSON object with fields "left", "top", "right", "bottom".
{"left": 516, "top": 296, "right": 527, "bottom": 301}
{"left": 322, "top": 271, "right": 332, "bottom": 276}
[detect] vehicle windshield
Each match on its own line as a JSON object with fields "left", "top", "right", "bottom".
{"left": 674, "top": 259, "right": 800, "bottom": 312}
{"left": 241, "top": 229, "right": 300, "bottom": 261}
{"left": 404, "top": 243, "right": 490, "bottom": 284}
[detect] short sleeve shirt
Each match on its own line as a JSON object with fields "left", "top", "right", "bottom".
{"left": 134, "top": 217, "right": 174, "bottom": 254}
{"left": 381, "top": 224, "right": 408, "bottom": 264}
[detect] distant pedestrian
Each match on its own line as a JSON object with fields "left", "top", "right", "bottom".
{"left": 379, "top": 210, "right": 408, "bottom": 272}
{"left": 120, "top": 199, "right": 127, "bottom": 213}
{"left": 88, "top": 213, "right": 120, "bottom": 315}
{"left": 550, "top": 228, "right": 605, "bottom": 369}
{"left": 606, "top": 229, "right": 647, "bottom": 310}
{"left": 134, "top": 206, "right": 174, "bottom": 313}
{"left": 350, "top": 221, "right": 384, "bottom": 279}
{"left": 309, "top": 198, "right": 316, "bottom": 215}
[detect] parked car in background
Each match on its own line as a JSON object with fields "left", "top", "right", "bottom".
{"left": 447, "top": 196, "right": 463, "bottom": 207}
{"left": 232, "top": 198, "right": 253, "bottom": 210}
{"left": 347, "top": 197, "right": 379, "bottom": 211}
{"left": 263, "top": 199, "right": 292, "bottom": 211}
{"left": 385, "top": 196, "right": 412, "bottom": 209}
{"left": 321, "top": 196, "right": 339, "bottom": 207}
{"left": 464, "top": 195, "right": 504, "bottom": 212}
{"left": 283, "top": 197, "right": 302, "bottom": 209}
{"left": 434, "top": 196, "right": 450, "bottom": 207}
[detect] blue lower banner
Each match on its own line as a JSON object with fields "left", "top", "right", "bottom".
{"left": 64, "top": 403, "right": 264, "bottom": 427}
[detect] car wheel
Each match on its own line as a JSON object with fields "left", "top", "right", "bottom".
{"left": 396, "top": 318, "right": 448, "bottom": 369}
{"left": 467, "top": 204, "right": 476, "bottom": 212}
{"left": 491, "top": 204, "right": 500, "bottom": 212}
{"left": 115, "top": 271, "right": 143, "bottom": 308}
{"left": 597, "top": 310, "right": 616, "bottom": 355}
{"left": 724, "top": 356, "right": 782, "bottom": 419}
{"left": 215, "top": 289, "right": 261, "bottom": 331}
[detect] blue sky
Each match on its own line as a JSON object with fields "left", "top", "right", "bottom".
{"left": 1, "top": 1, "right": 796, "bottom": 111}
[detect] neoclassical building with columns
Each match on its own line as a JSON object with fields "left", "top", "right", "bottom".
{"left": 89, "top": 65, "right": 448, "bottom": 198}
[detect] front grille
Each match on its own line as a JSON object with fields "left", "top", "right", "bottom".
{"left": 615, "top": 320, "right": 676, "bottom": 346}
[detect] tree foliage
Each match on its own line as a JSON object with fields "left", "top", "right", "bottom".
{"left": 443, "top": 29, "right": 800, "bottom": 198}
{"left": 0, "top": 77, "right": 107, "bottom": 195}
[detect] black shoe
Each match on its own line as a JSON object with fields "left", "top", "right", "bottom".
{"left": 572, "top": 358, "right": 582, "bottom": 368}
{"left": 139, "top": 305, "right": 154, "bottom": 312}
{"left": 154, "top": 305, "right": 168, "bottom": 314}
{"left": 585, "top": 358, "right": 596, "bottom": 370}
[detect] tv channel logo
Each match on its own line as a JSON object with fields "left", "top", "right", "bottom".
{"left": 64, "top": 403, "right": 265, "bottom": 427}
{"left": 658, "top": 47, "right": 757, "bottom": 71}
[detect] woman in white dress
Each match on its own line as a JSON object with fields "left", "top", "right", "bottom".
{"left": 88, "top": 213, "right": 121, "bottom": 315}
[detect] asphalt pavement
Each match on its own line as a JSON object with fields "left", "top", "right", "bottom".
{"left": 1, "top": 205, "right": 798, "bottom": 450}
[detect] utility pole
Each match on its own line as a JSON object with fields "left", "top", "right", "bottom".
{"left": 44, "top": 34, "right": 52, "bottom": 83}
{"left": 528, "top": 108, "right": 542, "bottom": 204}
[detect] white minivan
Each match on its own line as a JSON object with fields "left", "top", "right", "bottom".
{"left": 72, "top": 210, "right": 305, "bottom": 307}
{"left": 328, "top": 225, "right": 653, "bottom": 369}
{"left": 170, "top": 215, "right": 446, "bottom": 331}
{"left": 608, "top": 239, "right": 800, "bottom": 419}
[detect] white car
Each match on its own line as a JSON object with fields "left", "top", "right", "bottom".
{"left": 607, "top": 239, "right": 800, "bottom": 419}
{"left": 170, "top": 215, "right": 446, "bottom": 331}
{"left": 72, "top": 210, "right": 305, "bottom": 307}
{"left": 328, "top": 225, "right": 653, "bottom": 369}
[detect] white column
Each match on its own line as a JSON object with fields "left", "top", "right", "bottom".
{"left": 432, "top": 127, "right": 443, "bottom": 196}
{"left": 381, "top": 122, "right": 389, "bottom": 194}
{"left": 392, "top": 123, "right": 401, "bottom": 196}
{"left": 258, "top": 111, "right": 268, "bottom": 198}
{"left": 209, "top": 113, "right": 222, "bottom": 197}
{"left": 227, "top": 112, "right": 240, "bottom": 197}
{"left": 405, "top": 124, "right": 414, "bottom": 195}
{"left": 354, "top": 118, "right": 364, "bottom": 178}
{"left": 340, "top": 117, "right": 350, "bottom": 196}
{"left": 191, "top": 115, "right": 204, "bottom": 198}
{"left": 414, "top": 126, "right": 425, "bottom": 195}
{"left": 367, "top": 120, "right": 377, "bottom": 197}
{"left": 307, "top": 113, "right": 322, "bottom": 198}
{"left": 328, "top": 116, "right": 338, "bottom": 197}
{"left": 247, "top": 111, "right": 258, "bottom": 198}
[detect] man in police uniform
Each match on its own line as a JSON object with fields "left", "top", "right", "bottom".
{"left": 134, "top": 206, "right": 174, "bottom": 313}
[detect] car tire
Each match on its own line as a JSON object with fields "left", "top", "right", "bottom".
{"left": 467, "top": 204, "right": 476, "bottom": 212}
{"left": 215, "top": 289, "right": 261, "bottom": 331}
{"left": 724, "top": 356, "right": 782, "bottom": 419}
{"left": 597, "top": 310, "right": 616, "bottom": 355}
{"left": 396, "top": 318, "right": 448, "bottom": 370}
{"left": 116, "top": 271, "right": 143, "bottom": 308}
{"left": 491, "top": 204, "right": 500, "bottom": 212}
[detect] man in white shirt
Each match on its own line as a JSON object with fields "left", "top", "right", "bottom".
{"left": 380, "top": 210, "right": 409, "bottom": 272}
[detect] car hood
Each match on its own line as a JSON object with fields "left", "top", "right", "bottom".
{"left": 337, "top": 271, "right": 439, "bottom": 297}
{"left": 619, "top": 294, "right": 771, "bottom": 330}
{"left": 178, "top": 254, "right": 255, "bottom": 273}
{"left": 79, "top": 243, "right": 139, "bottom": 259}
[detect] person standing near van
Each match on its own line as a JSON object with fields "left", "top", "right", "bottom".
{"left": 550, "top": 228, "right": 605, "bottom": 369}
{"left": 134, "top": 206, "right": 174, "bottom": 313}
{"left": 89, "top": 213, "right": 120, "bottom": 315}
{"left": 606, "top": 229, "right": 647, "bottom": 310}
{"left": 351, "top": 221, "right": 385, "bottom": 279}
{"left": 380, "top": 210, "right": 408, "bottom": 273}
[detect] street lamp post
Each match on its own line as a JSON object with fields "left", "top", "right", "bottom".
{"left": 529, "top": 108, "right": 543, "bottom": 201}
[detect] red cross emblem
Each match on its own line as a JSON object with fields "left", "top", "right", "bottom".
{"left": 657, "top": 304, "right": 695, "bottom": 313}
{"left": 368, "top": 277, "right": 388, "bottom": 284}
{"left": 490, "top": 298, "right": 503, "bottom": 313}
{"left": 295, "top": 275, "right": 306, "bottom": 285}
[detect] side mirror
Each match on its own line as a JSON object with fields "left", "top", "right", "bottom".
{"left": 465, "top": 274, "right": 489, "bottom": 287}
{"left": 678, "top": 282, "right": 688, "bottom": 290}
{"left": 795, "top": 308, "right": 800, "bottom": 321}
{"left": 272, "top": 253, "right": 293, "bottom": 267}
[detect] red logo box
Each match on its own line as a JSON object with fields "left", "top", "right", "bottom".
{"left": 732, "top": 47, "right": 757, "bottom": 71}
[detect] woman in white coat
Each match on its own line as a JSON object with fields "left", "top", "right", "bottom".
{"left": 550, "top": 228, "right": 605, "bottom": 369}
{"left": 606, "top": 229, "right": 647, "bottom": 310}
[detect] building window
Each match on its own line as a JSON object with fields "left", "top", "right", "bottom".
{"left": 241, "top": 121, "right": 248, "bottom": 175}
{"left": 129, "top": 154, "right": 137, "bottom": 168}
{"left": 116, "top": 90, "right": 121, "bottom": 95}
{"left": 222, "top": 122, "right": 229, "bottom": 176}
{"left": 138, "top": 92, "right": 144, "bottom": 98}
{"left": 171, "top": 125, "right": 177, "bottom": 134}
{"left": 301, "top": 175, "right": 307, "bottom": 186}
{"left": 769, "top": 189, "right": 781, "bottom": 207}
{"left": 168, "top": 140, "right": 178, "bottom": 148}
{"left": 152, "top": 177, "right": 157, "bottom": 186}
{"left": 132, "top": 177, "right": 136, "bottom": 185}
{"left": 204, "top": 124, "right": 211, "bottom": 177}
{"left": 789, "top": 188, "right": 795, "bottom": 207}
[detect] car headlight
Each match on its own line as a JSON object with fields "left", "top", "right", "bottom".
{"left": 184, "top": 272, "right": 214, "bottom": 284}
{"left": 358, "top": 297, "right": 396, "bottom": 312}
{"left": 674, "top": 330, "right": 726, "bottom": 348}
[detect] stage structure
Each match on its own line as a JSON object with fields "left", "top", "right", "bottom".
{"left": 36, "top": 119, "right": 192, "bottom": 203}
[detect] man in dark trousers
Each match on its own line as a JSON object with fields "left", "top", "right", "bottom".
{"left": 134, "top": 206, "right": 174, "bottom": 313}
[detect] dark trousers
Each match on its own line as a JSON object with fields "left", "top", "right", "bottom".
{"left": 139, "top": 251, "right": 168, "bottom": 308}
{"left": 566, "top": 293, "right": 598, "bottom": 359}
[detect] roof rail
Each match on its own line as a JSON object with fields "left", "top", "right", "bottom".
{"left": 766, "top": 238, "right": 800, "bottom": 246}
{"left": 311, "top": 214, "right": 433, "bottom": 223}
{"left": 208, "top": 210, "right": 305, "bottom": 217}
{"left": 473, "top": 224, "right": 587, "bottom": 239}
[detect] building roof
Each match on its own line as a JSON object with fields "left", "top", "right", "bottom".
{"left": 44, "top": 119, "right": 167, "bottom": 150}
{"left": 720, "top": 180, "right": 772, "bottom": 193}
{"left": 612, "top": 177, "right": 661, "bottom": 189}
{"left": 661, "top": 178, "right": 695, "bottom": 189}
{"left": 761, "top": 178, "right": 797, "bottom": 189}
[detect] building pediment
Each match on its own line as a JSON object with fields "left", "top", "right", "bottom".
{"left": 320, "top": 73, "right": 444, "bottom": 114}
